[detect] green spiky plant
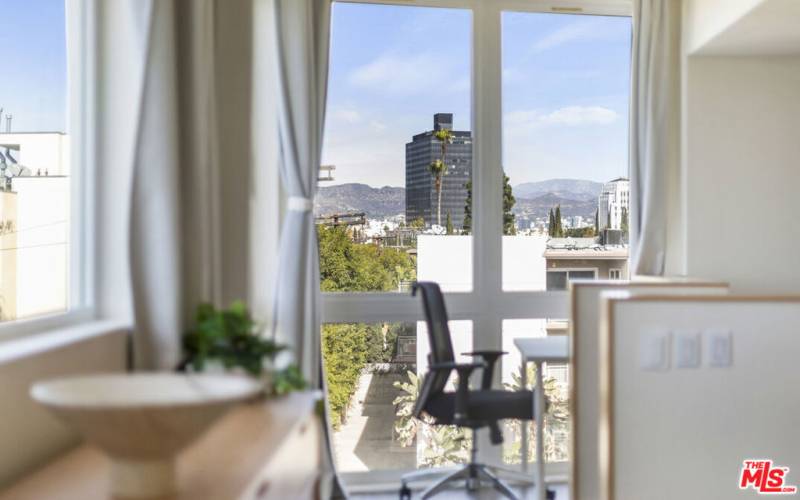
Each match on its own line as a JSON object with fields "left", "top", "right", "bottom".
{"left": 393, "top": 370, "right": 470, "bottom": 467}
{"left": 502, "top": 363, "right": 570, "bottom": 464}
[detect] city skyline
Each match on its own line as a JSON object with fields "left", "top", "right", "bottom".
{"left": 323, "top": 4, "right": 631, "bottom": 188}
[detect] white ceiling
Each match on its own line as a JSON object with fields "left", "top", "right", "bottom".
{"left": 697, "top": 0, "right": 800, "bottom": 55}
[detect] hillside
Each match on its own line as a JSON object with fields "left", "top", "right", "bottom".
{"left": 512, "top": 178, "right": 603, "bottom": 201}
{"left": 513, "top": 193, "right": 596, "bottom": 220}
{"left": 315, "top": 183, "right": 405, "bottom": 218}
{"left": 315, "top": 179, "right": 602, "bottom": 220}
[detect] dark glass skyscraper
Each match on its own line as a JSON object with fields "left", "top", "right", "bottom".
{"left": 405, "top": 113, "right": 472, "bottom": 229}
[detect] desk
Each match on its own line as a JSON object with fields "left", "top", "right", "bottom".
{"left": 0, "top": 391, "right": 322, "bottom": 500}
{"left": 514, "top": 337, "right": 569, "bottom": 500}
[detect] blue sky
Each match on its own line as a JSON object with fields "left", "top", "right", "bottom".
{"left": 0, "top": 0, "right": 67, "bottom": 132}
{"left": 1, "top": 1, "right": 630, "bottom": 185}
{"left": 323, "top": 4, "right": 631, "bottom": 187}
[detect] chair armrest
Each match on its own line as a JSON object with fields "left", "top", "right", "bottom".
{"left": 462, "top": 351, "right": 508, "bottom": 389}
{"left": 427, "top": 361, "right": 485, "bottom": 424}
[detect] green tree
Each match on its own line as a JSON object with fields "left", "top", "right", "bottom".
{"left": 445, "top": 211, "right": 454, "bottom": 235}
{"left": 503, "top": 173, "right": 516, "bottom": 235}
{"left": 565, "top": 226, "right": 596, "bottom": 238}
{"left": 462, "top": 173, "right": 516, "bottom": 236}
{"left": 317, "top": 226, "right": 416, "bottom": 428}
{"left": 430, "top": 129, "right": 454, "bottom": 226}
{"left": 548, "top": 208, "right": 555, "bottom": 236}
{"left": 410, "top": 217, "right": 425, "bottom": 230}
{"left": 322, "top": 323, "right": 369, "bottom": 428}
{"left": 620, "top": 207, "right": 629, "bottom": 240}
{"left": 318, "top": 225, "right": 415, "bottom": 293}
{"left": 594, "top": 207, "right": 599, "bottom": 235}
{"left": 554, "top": 205, "right": 563, "bottom": 237}
{"left": 323, "top": 322, "right": 407, "bottom": 429}
{"left": 462, "top": 179, "right": 472, "bottom": 234}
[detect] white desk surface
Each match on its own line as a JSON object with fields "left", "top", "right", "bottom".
{"left": 513, "top": 336, "right": 569, "bottom": 362}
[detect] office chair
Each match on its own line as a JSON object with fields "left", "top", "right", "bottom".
{"left": 398, "top": 282, "right": 539, "bottom": 500}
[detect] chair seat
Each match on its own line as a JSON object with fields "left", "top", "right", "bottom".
{"left": 424, "top": 389, "right": 534, "bottom": 425}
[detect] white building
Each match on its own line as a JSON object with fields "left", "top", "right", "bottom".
{"left": 0, "top": 133, "right": 69, "bottom": 321}
{"left": 416, "top": 235, "right": 550, "bottom": 386}
{"left": 598, "top": 177, "right": 629, "bottom": 231}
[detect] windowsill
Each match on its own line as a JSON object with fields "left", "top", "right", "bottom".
{"left": 340, "top": 463, "right": 569, "bottom": 494}
{"left": 0, "top": 319, "right": 130, "bottom": 366}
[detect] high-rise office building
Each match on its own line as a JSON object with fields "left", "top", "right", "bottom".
{"left": 405, "top": 113, "right": 472, "bottom": 229}
{"left": 598, "top": 177, "right": 630, "bottom": 231}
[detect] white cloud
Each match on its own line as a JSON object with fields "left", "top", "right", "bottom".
{"left": 540, "top": 106, "right": 618, "bottom": 125}
{"left": 331, "top": 108, "right": 362, "bottom": 124}
{"left": 506, "top": 106, "right": 619, "bottom": 129}
{"left": 348, "top": 52, "right": 461, "bottom": 95}
{"left": 530, "top": 18, "right": 618, "bottom": 54}
{"left": 369, "top": 120, "right": 387, "bottom": 132}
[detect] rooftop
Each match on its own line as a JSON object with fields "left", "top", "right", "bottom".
{"left": 544, "top": 237, "right": 628, "bottom": 259}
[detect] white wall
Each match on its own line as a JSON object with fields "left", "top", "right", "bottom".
{"left": 10, "top": 177, "right": 69, "bottom": 319}
{"left": 0, "top": 326, "right": 127, "bottom": 488}
{"left": 683, "top": 56, "right": 800, "bottom": 292}
{"left": 683, "top": 0, "right": 765, "bottom": 54}
{"left": 603, "top": 298, "right": 800, "bottom": 500}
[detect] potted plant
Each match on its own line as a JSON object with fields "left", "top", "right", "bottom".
{"left": 178, "top": 301, "right": 306, "bottom": 396}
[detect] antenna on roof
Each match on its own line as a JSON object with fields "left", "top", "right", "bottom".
{"left": 5, "top": 115, "right": 11, "bottom": 133}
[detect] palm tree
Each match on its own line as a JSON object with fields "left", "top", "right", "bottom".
{"left": 429, "top": 128, "right": 454, "bottom": 226}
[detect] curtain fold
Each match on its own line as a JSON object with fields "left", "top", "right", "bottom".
{"left": 128, "top": 0, "right": 246, "bottom": 369}
{"left": 629, "top": 0, "right": 681, "bottom": 276}
{"left": 269, "top": 1, "right": 343, "bottom": 498}
{"left": 270, "top": 0, "right": 329, "bottom": 391}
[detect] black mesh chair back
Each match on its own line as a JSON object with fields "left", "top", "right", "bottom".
{"left": 412, "top": 282, "right": 455, "bottom": 395}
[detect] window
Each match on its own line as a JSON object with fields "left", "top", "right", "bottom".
{"left": 0, "top": 0, "right": 79, "bottom": 325}
{"left": 609, "top": 268, "right": 622, "bottom": 279}
{"left": 318, "top": 2, "right": 472, "bottom": 294}
{"left": 324, "top": 320, "right": 472, "bottom": 473}
{"left": 546, "top": 269, "right": 597, "bottom": 291}
{"left": 319, "top": 0, "right": 631, "bottom": 484}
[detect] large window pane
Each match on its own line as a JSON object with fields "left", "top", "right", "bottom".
{"left": 0, "top": 0, "right": 69, "bottom": 322}
{"left": 502, "top": 319, "right": 569, "bottom": 465}
{"left": 324, "top": 320, "right": 472, "bottom": 474}
{"left": 501, "top": 12, "right": 632, "bottom": 291}
{"left": 318, "top": 3, "right": 472, "bottom": 293}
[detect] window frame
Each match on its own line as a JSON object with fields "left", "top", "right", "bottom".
{"left": 324, "top": 0, "right": 632, "bottom": 480}
{"left": 546, "top": 268, "right": 600, "bottom": 291}
{"left": 0, "top": 0, "right": 96, "bottom": 339}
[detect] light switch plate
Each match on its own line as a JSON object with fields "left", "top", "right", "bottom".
{"left": 705, "top": 329, "right": 732, "bottom": 367}
{"left": 674, "top": 330, "right": 701, "bottom": 368}
{"left": 639, "top": 329, "right": 670, "bottom": 371}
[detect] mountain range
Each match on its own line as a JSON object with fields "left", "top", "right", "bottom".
{"left": 513, "top": 179, "right": 603, "bottom": 201}
{"left": 315, "top": 178, "right": 605, "bottom": 220}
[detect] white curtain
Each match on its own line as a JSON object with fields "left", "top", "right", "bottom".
{"left": 270, "top": 0, "right": 330, "bottom": 388}
{"left": 629, "top": 0, "right": 681, "bottom": 276}
{"left": 268, "top": 2, "right": 342, "bottom": 497}
{"left": 126, "top": 0, "right": 255, "bottom": 369}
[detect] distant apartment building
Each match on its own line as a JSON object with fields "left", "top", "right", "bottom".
{"left": 598, "top": 177, "right": 630, "bottom": 231}
{"left": 544, "top": 237, "right": 629, "bottom": 291}
{"left": 0, "top": 132, "right": 69, "bottom": 320}
{"left": 405, "top": 113, "right": 472, "bottom": 228}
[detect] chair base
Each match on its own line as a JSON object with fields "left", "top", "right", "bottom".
{"left": 400, "top": 463, "right": 535, "bottom": 500}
